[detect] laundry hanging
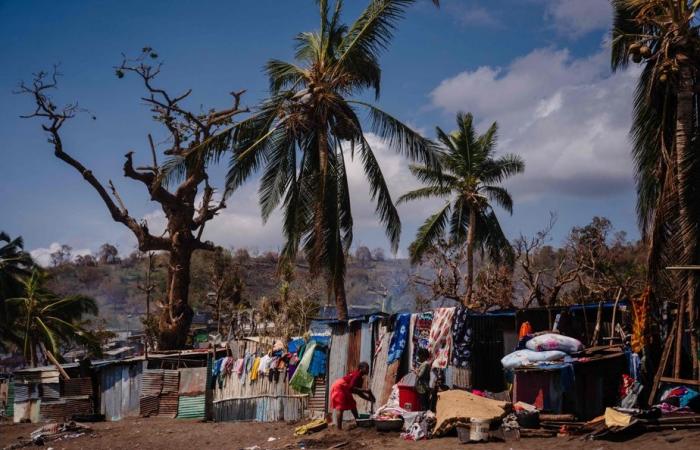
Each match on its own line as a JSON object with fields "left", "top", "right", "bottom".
{"left": 387, "top": 313, "right": 412, "bottom": 364}
{"left": 290, "top": 341, "right": 318, "bottom": 394}
{"left": 411, "top": 311, "right": 433, "bottom": 369}
{"left": 451, "top": 306, "right": 473, "bottom": 368}
{"left": 428, "top": 307, "right": 455, "bottom": 369}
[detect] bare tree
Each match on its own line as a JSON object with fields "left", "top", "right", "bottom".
{"left": 514, "top": 213, "right": 581, "bottom": 307}
{"left": 18, "top": 50, "right": 248, "bottom": 348}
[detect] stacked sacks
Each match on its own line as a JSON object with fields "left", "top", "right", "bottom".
{"left": 525, "top": 334, "right": 584, "bottom": 354}
{"left": 501, "top": 333, "right": 583, "bottom": 370}
{"left": 501, "top": 350, "right": 567, "bottom": 370}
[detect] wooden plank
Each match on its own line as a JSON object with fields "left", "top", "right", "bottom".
{"left": 659, "top": 377, "right": 700, "bottom": 386}
{"left": 648, "top": 318, "right": 678, "bottom": 406}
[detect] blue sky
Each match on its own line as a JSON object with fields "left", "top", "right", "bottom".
{"left": 0, "top": 0, "right": 638, "bottom": 263}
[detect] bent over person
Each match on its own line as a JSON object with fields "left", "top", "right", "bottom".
{"left": 330, "top": 361, "right": 375, "bottom": 429}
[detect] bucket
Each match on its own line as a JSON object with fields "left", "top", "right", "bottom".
{"left": 469, "top": 418, "right": 490, "bottom": 442}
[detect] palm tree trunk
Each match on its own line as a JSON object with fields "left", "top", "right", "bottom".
{"left": 674, "top": 64, "right": 698, "bottom": 378}
{"left": 333, "top": 244, "right": 349, "bottom": 321}
{"left": 465, "top": 207, "right": 476, "bottom": 305}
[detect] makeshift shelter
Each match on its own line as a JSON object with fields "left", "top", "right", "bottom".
{"left": 12, "top": 363, "right": 94, "bottom": 423}
{"left": 211, "top": 337, "right": 309, "bottom": 422}
{"left": 94, "top": 358, "right": 144, "bottom": 421}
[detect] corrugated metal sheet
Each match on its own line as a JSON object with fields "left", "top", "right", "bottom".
{"left": 308, "top": 376, "right": 327, "bottom": 417}
{"left": 63, "top": 378, "right": 93, "bottom": 397}
{"left": 360, "top": 322, "right": 372, "bottom": 369}
{"left": 177, "top": 394, "right": 205, "bottom": 419}
{"left": 100, "top": 361, "right": 143, "bottom": 421}
{"left": 139, "top": 396, "right": 159, "bottom": 416}
{"left": 158, "top": 370, "right": 180, "bottom": 418}
{"left": 7, "top": 381, "right": 14, "bottom": 418}
{"left": 213, "top": 395, "right": 307, "bottom": 422}
{"left": 40, "top": 400, "right": 68, "bottom": 422}
{"left": 13, "top": 384, "right": 30, "bottom": 402}
{"left": 327, "top": 327, "right": 348, "bottom": 396}
{"left": 347, "top": 322, "right": 362, "bottom": 373}
{"left": 40, "top": 383, "right": 60, "bottom": 400}
{"left": 140, "top": 369, "right": 163, "bottom": 416}
{"left": 178, "top": 368, "right": 206, "bottom": 396}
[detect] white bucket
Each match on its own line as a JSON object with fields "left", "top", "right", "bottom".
{"left": 469, "top": 418, "right": 490, "bottom": 442}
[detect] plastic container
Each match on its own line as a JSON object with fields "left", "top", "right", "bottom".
{"left": 397, "top": 385, "right": 419, "bottom": 411}
{"left": 469, "top": 418, "right": 490, "bottom": 442}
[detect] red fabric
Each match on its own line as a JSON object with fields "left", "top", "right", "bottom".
{"left": 519, "top": 321, "right": 533, "bottom": 339}
{"left": 330, "top": 370, "right": 363, "bottom": 411}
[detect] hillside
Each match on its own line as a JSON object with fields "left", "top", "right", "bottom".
{"left": 45, "top": 251, "right": 417, "bottom": 330}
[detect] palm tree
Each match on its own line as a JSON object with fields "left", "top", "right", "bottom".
{"left": 226, "top": 0, "right": 439, "bottom": 320}
{"left": 399, "top": 112, "right": 524, "bottom": 305}
{"left": 7, "top": 269, "right": 99, "bottom": 366}
{"left": 611, "top": 0, "right": 700, "bottom": 376}
{"left": 0, "top": 232, "right": 33, "bottom": 350}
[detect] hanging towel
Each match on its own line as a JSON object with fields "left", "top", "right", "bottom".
{"left": 411, "top": 311, "right": 433, "bottom": 369}
{"left": 387, "top": 313, "right": 412, "bottom": 364}
{"left": 451, "top": 306, "right": 473, "bottom": 368}
{"left": 428, "top": 307, "right": 455, "bottom": 369}
{"left": 290, "top": 341, "right": 317, "bottom": 394}
{"left": 250, "top": 357, "right": 261, "bottom": 381}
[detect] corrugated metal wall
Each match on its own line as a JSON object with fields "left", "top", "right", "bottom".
{"left": 100, "top": 361, "right": 143, "bottom": 421}
{"left": 177, "top": 367, "right": 206, "bottom": 420}
{"left": 6, "top": 380, "right": 14, "bottom": 418}
{"left": 177, "top": 394, "right": 205, "bottom": 419}
{"left": 213, "top": 395, "right": 307, "bottom": 422}
{"left": 327, "top": 327, "right": 348, "bottom": 393}
{"left": 212, "top": 355, "right": 309, "bottom": 422}
{"left": 308, "top": 376, "right": 327, "bottom": 418}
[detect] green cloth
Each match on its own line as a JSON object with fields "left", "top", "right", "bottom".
{"left": 290, "top": 341, "right": 317, "bottom": 394}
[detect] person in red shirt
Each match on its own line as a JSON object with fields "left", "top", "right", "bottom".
{"left": 330, "top": 362, "right": 375, "bottom": 429}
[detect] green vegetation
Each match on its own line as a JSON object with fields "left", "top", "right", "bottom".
{"left": 226, "top": 0, "right": 439, "bottom": 321}
{"left": 5, "top": 269, "right": 100, "bottom": 366}
{"left": 400, "top": 112, "right": 524, "bottom": 305}
{"left": 611, "top": 0, "right": 700, "bottom": 377}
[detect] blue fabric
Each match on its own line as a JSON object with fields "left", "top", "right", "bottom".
{"left": 288, "top": 338, "right": 305, "bottom": 354}
{"left": 308, "top": 346, "right": 328, "bottom": 377}
{"left": 387, "top": 313, "right": 411, "bottom": 364}
{"left": 311, "top": 335, "right": 331, "bottom": 346}
{"left": 534, "top": 362, "right": 575, "bottom": 391}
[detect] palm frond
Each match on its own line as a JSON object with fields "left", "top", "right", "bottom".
{"left": 409, "top": 202, "right": 451, "bottom": 264}
{"left": 357, "top": 136, "right": 400, "bottom": 251}
{"left": 397, "top": 185, "right": 451, "bottom": 205}
{"left": 351, "top": 100, "right": 440, "bottom": 169}
{"left": 482, "top": 185, "right": 514, "bottom": 214}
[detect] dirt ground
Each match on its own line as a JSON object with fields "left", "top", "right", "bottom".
{"left": 1, "top": 417, "right": 700, "bottom": 450}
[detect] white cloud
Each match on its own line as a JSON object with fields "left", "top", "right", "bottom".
{"left": 430, "top": 46, "right": 639, "bottom": 201}
{"left": 446, "top": 2, "right": 502, "bottom": 28}
{"left": 30, "top": 242, "right": 92, "bottom": 267}
{"left": 542, "top": 0, "right": 611, "bottom": 37}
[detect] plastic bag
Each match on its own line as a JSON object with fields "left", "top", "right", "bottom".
{"left": 525, "top": 333, "right": 583, "bottom": 354}
{"left": 500, "top": 349, "right": 566, "bottom": 369}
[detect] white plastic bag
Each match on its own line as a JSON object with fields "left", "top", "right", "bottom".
{"left": 525, "top": 333, "right": 584, "bottom": 354}
{"left": 500, "top": 349, "right": 566, "bottom": 369}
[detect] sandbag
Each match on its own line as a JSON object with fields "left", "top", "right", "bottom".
{"left": 525, "top": 333, "right": 583, "bottom": 354}
{"left": 500, "top": 349, "right": 566, "bottom": 369}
